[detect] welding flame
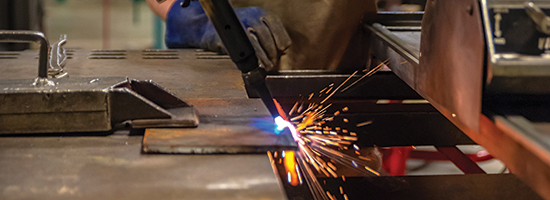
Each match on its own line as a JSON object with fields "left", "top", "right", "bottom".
{"left": 275, "top": 116, "right": 300, "bottom": 142}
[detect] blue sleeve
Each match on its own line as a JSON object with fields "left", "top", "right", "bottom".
{"left": 165, "top": 0, "right": 208, "bottom": 48}
{"left": 164, "top": 0, "right": 266, "bottom": 50}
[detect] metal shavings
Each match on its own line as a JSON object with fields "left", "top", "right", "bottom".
{"left": 341, "top": 59, "right": 389, "bottom": 92}
{"left": 308, "top": 93, "right": 314, "bottom": 100}
{"left": 356, "top": 120, "right": 372, "bottom": 127}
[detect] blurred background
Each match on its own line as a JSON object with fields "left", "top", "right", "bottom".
{"left": 0, "top": 0, "right": 425, "bottom": 51}
{"left": 0, "top": 0, "right": 163, "bottom": 50}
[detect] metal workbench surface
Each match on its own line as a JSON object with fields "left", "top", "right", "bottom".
{"left": 0, "top": 49, "right": 287, "bottom": 200}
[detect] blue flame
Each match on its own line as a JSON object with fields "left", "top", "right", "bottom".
{"left": 250, "top": 117, "right": 284, "bottom": 135}
{"left": 250, "top": 116, "right": 299, "bottom": 141}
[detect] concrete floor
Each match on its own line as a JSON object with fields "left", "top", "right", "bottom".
{"left": 40, "top": 0, "right": 507, "bottom": 176}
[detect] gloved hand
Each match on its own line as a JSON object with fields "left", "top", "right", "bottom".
{"left": 165, "top": 0, "right": 291, "bottom": 70}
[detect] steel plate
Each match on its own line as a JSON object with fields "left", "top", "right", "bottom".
{"left": 143, "top": 99, "right": 297, "bottom": 154}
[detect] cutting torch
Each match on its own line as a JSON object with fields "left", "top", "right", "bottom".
{"left": 195, "top": 0, "right": 281, "bottom": 119}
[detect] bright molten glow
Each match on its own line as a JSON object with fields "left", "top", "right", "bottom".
{"left": 283, "top": 151, "right": 300, "bottom": 186}
{"left": 275, "top": 116, "right": 300, "bottom": 141}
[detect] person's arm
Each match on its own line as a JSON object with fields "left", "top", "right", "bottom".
{"left": 146, "top": 0, "right": 177, "bottom": 21}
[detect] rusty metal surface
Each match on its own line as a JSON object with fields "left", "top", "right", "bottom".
{"left": 419, "top": 0, "right": 485, "bottom": 133}
{"left": 143, "top": 99, "right": 296, "bottom": 154}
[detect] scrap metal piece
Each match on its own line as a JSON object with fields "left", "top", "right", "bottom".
{"left": 48, "top": 34, "right": 69, "bottom": 78}
{"left": 142, "top": 99, "right": 297, "bottom": 154}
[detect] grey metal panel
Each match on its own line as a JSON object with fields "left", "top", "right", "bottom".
{"left": 142, "top": 99, "right": 297, "bottom": 154}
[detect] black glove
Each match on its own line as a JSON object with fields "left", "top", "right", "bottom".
{"left": 165, "top": 0, "right": 291, "bottom": 70}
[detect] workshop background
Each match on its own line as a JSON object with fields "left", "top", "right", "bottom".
{"left": 0, "top": 0, "right": 507, "bottom": 176}
{"left": 3, "top": 0, "right": 546, "bottom": 199}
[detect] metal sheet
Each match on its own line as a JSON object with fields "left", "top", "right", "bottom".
{"left": 418, "top": 0, "right": 485, "bottom": 133}
{"left": 143, "top": 99, "right": 297, "bottom": 154}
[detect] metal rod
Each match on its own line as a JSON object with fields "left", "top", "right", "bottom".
{"left": 0, "top": 30, "right": 49, "bottom": 78}
{"left": 436, "top": 147, "right": 486, "bottom": 174}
